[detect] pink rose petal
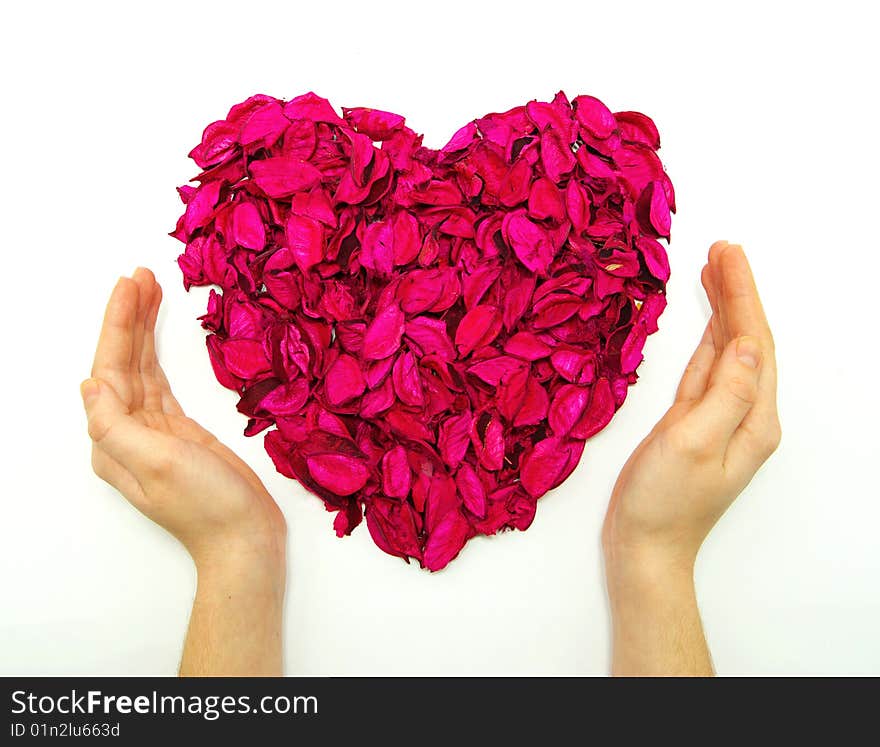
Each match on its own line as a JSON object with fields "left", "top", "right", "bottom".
{"left": 306, "top": 453, "right": 370, "bottom": 496}
{"left": 363, "top": 302, "right": 404, "bottom": 361}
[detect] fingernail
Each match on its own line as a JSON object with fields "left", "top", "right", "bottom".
{"left": 80, "top": 378, "right": 100, "bottom": 404}
{"left": 736, "top": 336, "right": 761, "bottom": 368}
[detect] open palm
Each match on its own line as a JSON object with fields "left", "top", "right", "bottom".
{"left": 603, "top": 242, "right": 780, "bottom": 563}
{"left": 82, "top": 268, "right": 285, "bottom": 559}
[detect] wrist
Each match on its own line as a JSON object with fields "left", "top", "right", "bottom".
{"left": 192, "top": 530, "right": 286, "bottom": 602}
{"left": 602, "top": 506, "right": 700, "bottom": 580}
{"left": 602, "top": 531, "right": 696, "bottom": 603}
{"left": 181, "top": 529, "right": 286, "bottom": 677}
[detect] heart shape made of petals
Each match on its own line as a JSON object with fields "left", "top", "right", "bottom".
{"left": 172, "top": 91, "right": 674, "bottom": 571}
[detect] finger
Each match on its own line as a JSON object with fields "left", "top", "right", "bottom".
{"left": 678, "top": 335, "right": 763, "bottom": 447}
{"left": 707, "top": 240, "right": 729, "bottom": 266}
{"left": 708, "top": 242, "right": 732, "bottom": 346}
{"left": 140, "top": 277, "right": 161, "bottom": 372}
{"left": 701, "top": 264, "right": 716, "bottom": 310}
{"left": 701, "top": 263, "right": 725, "bottom": 358}
{"left": 726, "top": 347, "right": 780, "bottom": 471}
{"left": 675, "top": 318, "right": 717, "bottom": 403}
{"left": 91, "top": 277, "right": 139, "bottom": 405}
{"left": 715, "top": 244, "right": 779, "bottom": 440}
{"left": 80, "top": 377, "right": 174, "bottom": 483}
{"left": 139, "top": 281, "right": 185, "bottom": 416}
{"left": 725, "top": 406, "right": 782, "bottom": 475}
{"left": 140, "top": 279, "right": 166, "bottom": 413}
{"left": 717, "top": 244, "right": 772, "bottom": 346}
{"left": 156, "top": 363, "right": 186, "bottom": 416}
{"left": 129, "top": 268, "right": 156, "bottom": 410}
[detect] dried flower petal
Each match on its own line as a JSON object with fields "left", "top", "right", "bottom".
{"left": 231, "top": 202, "right": 266, "bottom": 250}
{"left": 306, "top": 453, "right": 370, "bottom": 495}
{"left": 456, "top": 463, "right": 487, "bottom": 518}
{"left": 250, "top": 156, "right": 322, "bottom": 198}
{"left": 424, "top": 507, "right": 471, "bottom": 571}
{"left": 467, "top": 356, "right": 524, "bottom": 386}
{"left": 574, "top": 95, "right": 616, "bottom": 139}
{"left": 343, "top": 107, "right": 405, "bottom": 140}
{"left": 455, "top": 305, "right": 502, "bottom": 356}
{"left": 521, "top": 437, "right": 570, "bottom": 498}
{"left": 504, "top": 332, "right": 552, "bottom": 361}
{"left": 528, "top": 177, "right": 565, "bottom": 222}
{"left": 183, "top": 181, "right": 222, "bottom": 234}
{"left": 405, "top": 316, "right": 455, "bottom": 360}
{"left": 615, "top": 111, "right": 660, "bottom": 149}
{"left": 363, "top": 302, "right": 404, "bottom": 361}
{"left": 392, "top": 350, "right": 425, "bottom": 407}
{"left": 502, "top": 209, "right": 555, "bottom": 276}
{"left": 570, "top": 377, "right": 616, "bottom": 440}
{"left": 549, "top": 385, "right": 591, "bottom": 436}
{"left": 286, "top": 214, "right": 324, "bottom": 272}
{"left": 366, "top": 498, "right": 421, "bottom": 561}
{"left": 513, "top": 375, "right": 550, "bottom": 427}
{"left": 325, "top": 353, "right": 365, "bottom": 406}
{"left": 620, "top": 322, "right": 648, "bottom": 374}
{"left": 381, "top": 445, "right": 412, "bottom": 498}
{"left": 472, "top": 414, "right": 504, "bottom": 471}
{"left": 438, "top": 411, "right": 472, "bottom": 469}
{"left": 551, "top": 349, "right": 596, "bottom": 384}
{"left": 360, "top": 376, "right": 395, "bottom": 418}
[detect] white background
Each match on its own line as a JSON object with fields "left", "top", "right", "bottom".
{"left": 1, "top": 0, "right": 877, "bottom": 676}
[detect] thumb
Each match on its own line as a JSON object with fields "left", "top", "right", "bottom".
{"left": 681, "top": 336, "right": 763, "bottom": 446}
{"left": 81, "top": 377, "right": 170, "bottom": 479}
{"left": 81, "top": 377, "right": 126, "bottom": 442}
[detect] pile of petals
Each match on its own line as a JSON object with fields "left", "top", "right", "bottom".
{"left": 171, "top": 91, "right": 674, "bottom": 571}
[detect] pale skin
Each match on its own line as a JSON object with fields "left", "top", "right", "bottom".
{"left": 603, "top": 241, "right": 780, "bottom": 675}
{"left": 81, "top": 241, "right": 778, "bottom": 677}
{"left": 82, "top": 268, "right": 286, "bottom": 676}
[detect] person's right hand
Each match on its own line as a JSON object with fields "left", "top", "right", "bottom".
{"left": 81, "top": 268, "right": 286, "bottom": 570}
{"left": 603, "top": 242, "right": 780, "bottom": 573}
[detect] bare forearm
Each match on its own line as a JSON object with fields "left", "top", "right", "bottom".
{"left": 604, "top": 546, "right": 713, "bottom": 677}
{"left": 180, "top": 538, "right": 285, "bottom": 677}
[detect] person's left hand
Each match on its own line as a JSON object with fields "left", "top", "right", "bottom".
{"left": 603, "top": 242, "right": 780, "bottom": 572}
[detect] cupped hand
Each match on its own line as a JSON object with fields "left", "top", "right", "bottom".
{"left": 603, "top": 242, "right": 780, "bottom": 573}
{"left": 81, "top": 268, "right": 286, "bottom": 568}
